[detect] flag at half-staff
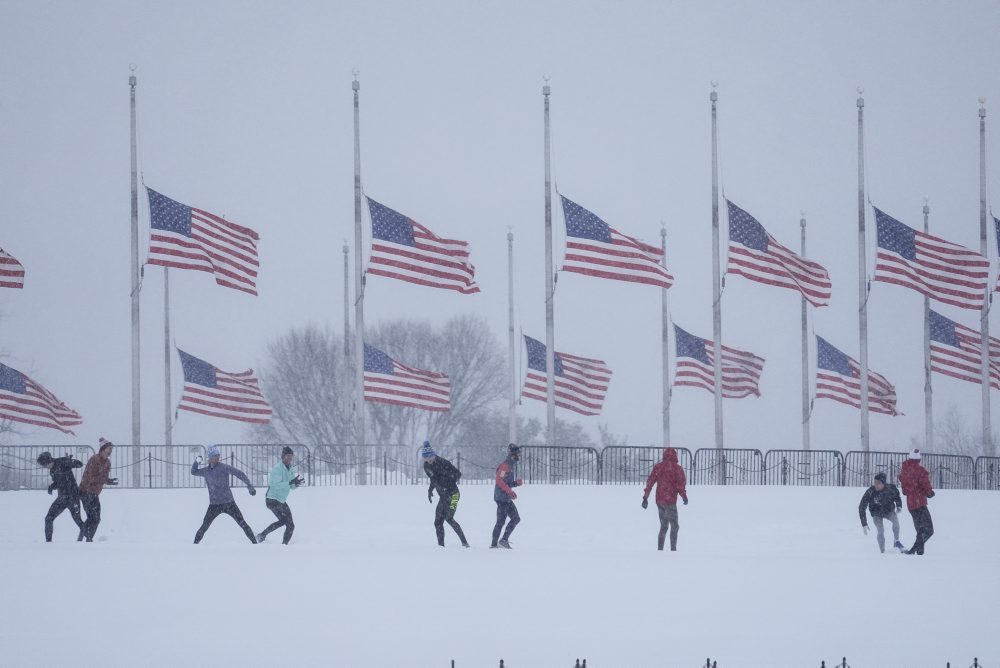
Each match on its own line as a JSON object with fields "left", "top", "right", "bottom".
{"left": 146, "top": 188, "right": 261, "bottom": 295}
{"left": 365, "top": 197, "right": 479, "bottom": 294}
{"left": 520, "top": 335, "right": 612, "bottom": 416}
{"left": 815, "top": 336, "right": 899, "bottom": 415}
{"left": 363, "top": 344, "right": 450, "bottom": 411}
{"left": 559, "top": 195, "right": 673, "bottom": 288}
{"left": 177, "top": 349, "right": 272, "bottom": 424}
{"left": 725, "top": 201, "right": 831, "bottom": 306}
{"left": 672, "top": 325, "right": 765, "bottom": 398}
{"left": 873, "top": 206, "right": 988, "bottom": 310}
{"left": 0, "top": 248, "right": 25, "bottom": 289}
{"left": 929, "top": 309, "right": 1000, "bottom": 389}
{"left": 0, "top": 362, "right": 82, "bottom": 433}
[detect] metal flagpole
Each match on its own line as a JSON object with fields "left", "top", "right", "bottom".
{"left": 661, "top": 225, "right": 671, "bottom": 447}
{"left": 343, "top": 242, "right": 351, "bottom": 361}
{"left": 801, "top": 215, "right": 810, "bottom": 451}
{"left": 857, "top": 89, "right": 871, "bottom": 476}
{"left": 353, "top": 73, "right": 367, "bottom": 484}
{"left": 543, "top": 79, "right": 556, "bottom": 448}
{"left": 710, "top": 84, "right": 724, "bottom": 484}
{"left": 508, "top": 229, "right": 517, "bottom": 445}
{"left": 980, "top": 98, "right": 993, "bottom": 456}
{"left": 163, "top": 267, "right": 173, "bottom": 486}
{"left": 129, "top": 67, "right": 142, "bottom": 487}
{"left": 923, "top": 201, "right": 933, "bottom": 450}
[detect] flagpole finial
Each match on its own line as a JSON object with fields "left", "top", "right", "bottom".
{"left": 543, "top": 75, "right": 551, "bottom": 96}
{"left": 979, "top": 96, "right": 987, "bottom": 118}
{"left": 507, "top": 225, "right": 514, "bottom": 242}
{"left": 800, "top": 211, "right": 806, "bottom": 228}
{"left": 923, "top": 197, "right": 930, "bottom": 215}
{"left": 857, "top": 86, "right": 864, "bottom": 107}
{"left": 710, "top": 80, "right": 718, "bottom": 102}
{"left": 660, "top": 221, "right": 667, "bottom": 240}
{"left": 352, "top": 69, "right": 360, "bottom": 91}
{"left": 129, "top": 63, "right": 137, "bottom": 87}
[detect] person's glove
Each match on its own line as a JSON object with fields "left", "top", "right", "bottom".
{"left": 515, "top": 479, "right": 523, "bottom": 487}
{"left": 428, "top": 489, "right": 434, "bottom": 503}
{"left": 291, "top": 476, "right": 304, "bottom": 487}
{"left": 192, "top": 461, "right": 199, "bottom": 470}
{"left": 248, "top": 486, "right": 257, "bottom": 496}
{"left": 108, "top": 478, "right": 119, "bottom": 486}
{"left": 863, "top": 525, "right": 869, "bottom": 535}
{"left": 896, "top": 505, "right": 902, "bottom": 513}
{"left": 509, "top": 491, "right": 517, "bottom": 500}
{"left": 641, "top": 498, "right": 648, "bottom": 509}
{"left": 47, "top": 488, "right": 53, "bottom": 495}
{"left": 926, "top": 490, "right": 935, "bottom": 498}
{"left": 683, "top": 497, "right": 689, "bottom": 506}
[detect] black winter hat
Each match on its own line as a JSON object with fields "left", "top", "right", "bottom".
{"left": 36, "top": 451, "right": 53, "bottom": 466}
{"left": 874, "top": 471, "right": 887, "bottom": 483}
{"left": 281, "top": 446, "right": 294, "bottom": 456}
{"left": 508, "top": 443, "right": 521, "bottom": 456}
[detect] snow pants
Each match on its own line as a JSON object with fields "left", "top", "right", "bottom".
{"left": 194, "top": 502, "right": 257, "bottom": 544}
{"left": 434, "top": 491, "right": 467, "bottom": 546}
{"left": 259, "top": 498, "right": 295, "bottom": 544}
{"left": 80, "top": 491, "right": 102, "bottom": 542}
{"left": 492, "top": 500, "right": 520, "bottom": 546}
{"left": 872, "top": 511, "right": 900, "bottom": 552}
{"left": 908, "top": 506, "right": 934, "bottom": 555}
{"left": 44, "top": 494, "right": 83, "bottom": 542}
{"left": 657, "top": 503, "right": 679, "bottom": 551}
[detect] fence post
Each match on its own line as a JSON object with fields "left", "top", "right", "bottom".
{"left": 147, "top": 453, "right": 153, "bottom": 488}
{"left": 781, "top": 456, "right": 788, "bottom": 485}
{"left": 383, "top": 452, "right": 387, "bottom": 486}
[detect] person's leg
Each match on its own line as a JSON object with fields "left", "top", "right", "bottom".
{"left": 491, "top": 502, "right": 508, "bottom": 547}
{"left": 666, "top": 504, "right": 679, "bottom": 551}
{"left": 873, "top": 515, "right": 886, "bottom": 553}
{"left": 889, "top": 510, "right": 901, "bottom": 543}
{"left": 916, "top": 508, "right": 934, "bottom": 554}
{"left": 434, "top": 495, "right": 449, "bottom": 546}
{"left": 280, "top": 503, "right": 295, "bottom": 545}
{"left": 222, "top": 502, "right": 257, "bottom": 544}
{"left": 259, "top": 498, "right": 286, "bottom": 540}
{"left": 656, "top": 504, "right": 669, "bottom": 551}
{"left": 444, "top": 492, "right": 468, "bottom": 546}
{"left": 68, "top": 497, "right": 85, "bottom": 536}
{"left": 82, "top": 494, "right": 101, "bottom": 542}
{"left": 44, "top": 497, "right": 69, "bottom": 542}
{"left": 500, "top": 502, "right": 520, "bottom": 542}
{"left": 194, "top": 504, "right": 224, "bottom": 544}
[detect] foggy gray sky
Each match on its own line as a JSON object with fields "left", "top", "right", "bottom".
{"left": 2, "top": 1, "right": 1000, "bottom": 451}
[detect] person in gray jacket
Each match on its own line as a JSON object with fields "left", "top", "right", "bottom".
{"left": 191, "top": 445, "right": 258, "bottom": 544}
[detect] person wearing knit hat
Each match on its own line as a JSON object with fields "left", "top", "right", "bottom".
{"left": 491, "top": 444, "right": 524, "bottom": 549}
{"left": 421, "top": 441, "right": 469, "bottom": 548}
{"left": 78, "top": 438, "right": 119, "bottom": 542}
{"left": 191, "top": 445, "right": 259, "bottom": 544}
{"left": 898, "top": 449, "right": 935, "bottom": 555}
{"left": 256, "top": 446, "right": 304, "bottom": 545}
{"left": 857, "top": 471, "right": 904, "bottom": 553}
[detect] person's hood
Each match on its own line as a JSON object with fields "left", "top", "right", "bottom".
{"left": 662, "top": 447, "right": 678, "bottom": 464}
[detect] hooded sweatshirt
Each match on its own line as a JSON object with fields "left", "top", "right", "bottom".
{"left": 191, "top": 461, "right": 253, "bottom": 505}
{"left": 266, "top": 461, "right": 299, "bottom": 503}
{"left": 643, "top": 448, "right": 688, "bottom": 505}
{"left": 898, "top": 459, "right": 933, "bottom": 512}
{"left": 79, "top": 455, "right": 112, "bottom": 495}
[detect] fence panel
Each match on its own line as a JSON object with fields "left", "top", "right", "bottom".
{"left": 599, "top": 446, "right": 694, "bottom": 484}
{"left": 107, "top": 445, "right": 206, "bottom": 489}
{"left": 692, "top": 449, "right": 764, "bottom": 485}
{"left": 520, "top": 446, "right": 600, "bottom": 484}
{"left": 0, "top": 445, "right": 95, "bottom": 491}
{"left": 843, "top": 451, "right": 906, "bottom": 486}
{"left": 976, "top": 456, "right": 1000, "bottom": 490}
{"left": 763, "top": 450, "right": 844, "bottom": 486}
{"left": 922, "top": 454, "right": 976, "bottom": 490}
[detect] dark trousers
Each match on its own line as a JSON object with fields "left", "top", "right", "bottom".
{"left": 194, "top": 502, "right": 256, "bottom": 544}
{"left": 491, "top": 500, "right": 520, "bottom": 546}
{"left": 908, "top": 506, "right": 934, "bottom": 554}
{"left": 80, "top": 492, "right": 102, "bottom": 542}
{"left": 259, "top": 498, "right": 295, "bottom": 544}
{"left": 657, "top": 503, "right": 679, "bottom": 551}
{"left": 434, "top": 491, "right": 468, "bottom": 546}
{"left": 44, "top": 494, "right": 83, "bottom": 542}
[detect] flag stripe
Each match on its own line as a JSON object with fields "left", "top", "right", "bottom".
{"left": 363, "top": 344, "right": 451, "bottom": 412}
{"left": 0, "top": 249, "right": 25, "bottom": 289}
{"left": 0, "top": 365, "right": 82, "bottom": 434}
{"left": 520, "top": 336, "right": 612, "bottom": 416}
{"left": 177, "top": 350, "right": 272, "bottom": 424}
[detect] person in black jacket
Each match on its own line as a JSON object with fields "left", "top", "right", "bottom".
{"left": 421, "top": 441, "right": 469, "bottom": 548}
{"left": 858, "top": 471, "right": 904, "bottom": 553}
{"left": 37, "top": 451, "right": 85, "bottom": 542}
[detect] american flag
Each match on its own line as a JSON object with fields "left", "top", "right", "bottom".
{"left": 873, "top": 207, "right": 988, "bottom": 310}
{"left": 177, "top": 349, "right": 272, "bottom": 424}
{"left": 815, "top": 336, "right": 899, "bottom": 415}
{"left": 672, "top": 325, "right": 765, "bottom": 398}
{"left": 726, "top": 201, "right": 831, "bottom": 307}
{"left": 363, "top": 344, "right": 450, "bottom": 411}
{"left": 0, "top": 248, "right": 24, "bottom": 289}
{"left": 146, "top": 188, "right": 261, "bottom": 295}
{"left": 521, "top": 335, "right": 612, "bottom": 416}
{"left": 560, "top": 195, "right": 673, "bottom": 288}
{"left": 0, "top": 363, "right": 82, "bottom": 433}
{"left": 929, "top": 309, "right": 1000, "bottom": 390}
{"left": 366, "top": 197, "right": 479, "bottom": 294}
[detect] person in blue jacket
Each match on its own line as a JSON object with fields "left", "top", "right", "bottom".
{"left": 256, "top": 446, "right": 304, "bottom": 545}
{"left": 191, "top": 445, "right": 258, "bottom": 544}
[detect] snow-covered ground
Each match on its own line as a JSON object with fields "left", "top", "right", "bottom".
{"left": 1, "top": 484, "right": 996, "bottom": 667}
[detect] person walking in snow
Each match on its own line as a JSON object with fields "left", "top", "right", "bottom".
{"left": 78, "top": 438, "right": 118, "bottom": 542}
{"left": 898, "top": 449, "right": 935, "bottom": 555}
{"left": 256, "top": 446, "right": 304, "bottom": 545}
{"left": 641, "top": 447, "right": 689, "bottom": 551}
{"left": 191, "top": 445, "right": 258, "bottom": 544}
{"left": 421, "top": 441, "right": 469, "bottom": 548}
{"left": 858, "top": 471, "right": 904, "bottom": 553}
{"left": 491, "top": 443, "right": 523, "bottom": 549}
{"left": 37, "top": 451, "right": 85, "bottom": 542}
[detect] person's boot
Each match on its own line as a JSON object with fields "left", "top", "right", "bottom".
{"left": 256, "top": 532, "right": 266, "bottom": 543}
{"left": 893, "top": 540, "right": 904, "bottom": 551}
{"left": 77, "top": 527, "right": 85, "bottom": 542}
{"left": 498, "top": 539, "right": 512, "bottom": 549}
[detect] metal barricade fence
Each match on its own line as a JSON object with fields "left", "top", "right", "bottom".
{"left": 922, "top": 454, "right": 976, "bottom": 490}
{"left": 692, "top": 448, "right": 764, "bottom": 485}
{"left": 0, "top": 445, "right": 95, "bottom": 491}
{"left": 763, "top": 450, "right": 844, "bottom": 487}
{"left": 976, "top": 456, "right": 1000, "bottom": 490}
{"left": 520, "top": 445, "right": 600, "bottom": 484}
{"left": 843, "top": 451, "right": 906, "bottom": 487}
{"left": 107, "top": 445, "right": 207, "bottom": 489}
{"left": 600, "top": 446, "right": 694, "bottom": 484}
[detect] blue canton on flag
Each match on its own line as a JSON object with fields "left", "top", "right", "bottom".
{"left": 874, "top": 210, "right": 917, "bottom": 261}
{"left": 562, "top": 196, "right": 613, "bottom": 243}
{"left": 148, "top": 189, "right": 194, "bottom": 236}
{"left": 523, "top": 335, "right": 565, "bottom": 375}
{"left": 179, "top": 350, "right": 218, "bottom": 387}
{"left": 727, "top": 203, "right": 770, "bottom": 252}
{"left": 367, "top": 198, "right": 417, "bottom": 246}
{"left": 816, "top": 336, "right": 854, "bottom": 376}
{"left": 673, "top": 325, "right": 711, "bottom": 364}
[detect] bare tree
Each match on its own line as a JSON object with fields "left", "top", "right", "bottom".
{"left": 929, "top": 404, "right": 996, "bottom": 458}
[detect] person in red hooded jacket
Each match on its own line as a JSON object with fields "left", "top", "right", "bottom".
{"left": 898, "top": 449, "right": 935, "bottom": 555}
{"left": 641, "top": 447, "right": 689, "bottom": 551}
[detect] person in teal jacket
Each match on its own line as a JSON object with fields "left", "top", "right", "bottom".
{"left": 256, "top": 446, "right": 304, "bottom": 545}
